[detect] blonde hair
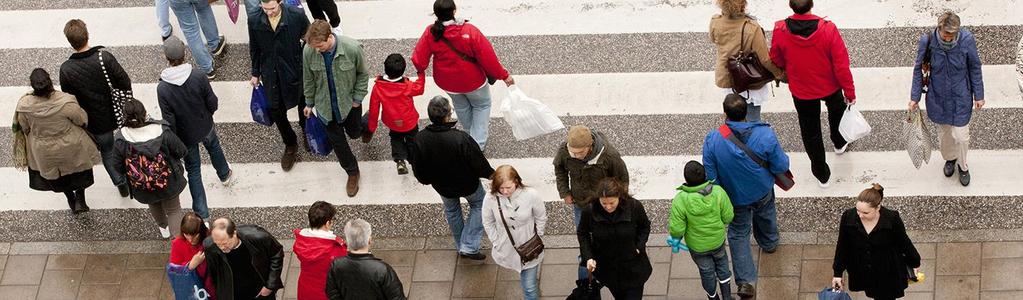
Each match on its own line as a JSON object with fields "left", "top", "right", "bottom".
{"left": 716, "top": 0, "right": 747, "bottom": 19}
{"left": 490, "top": 165, "right": 524, "bottom": 195}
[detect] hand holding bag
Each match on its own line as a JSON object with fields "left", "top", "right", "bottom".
{"left": 250, "top": 85, "right": 273, "bottom": 126}
{"left": 903, "top": 109, "right": 932, "bottom": 169}
{"left": 838, "top": 104, "right": 872, "bottom": 142}
{"left": 496, "top": 197, "right": 544, "bottom": 265}
{"left": 305, "top": 115, "right": 333, "bottom": 156}
{"left": 567, "top": 272, "right": 603, "bottom": 300}
{"left": 817, "top": 287, "right": 853, "bottom": 300}
{"left": 726, "top": 20, "right": 776, "bottom": 93}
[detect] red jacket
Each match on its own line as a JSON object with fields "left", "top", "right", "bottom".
{"left": 368, "top": 75, "right": 426, "bottom": 133}
{"left": 770, "top": 14, "right": 856, "bottom": 100}
{"left": 412, "top": 22, "right": 510, "bottom": 93}
{"left": 169, "top": 236, "right": 216, "bottom": 300}
{"left": 292, "top": 229, "right": 348, "bottom": 300}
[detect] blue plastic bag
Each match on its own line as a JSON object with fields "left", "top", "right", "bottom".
{"left": 817, "top": 287, "right": 853, "bottom": 300}
{"left": 284, "top": 0, "right": 302, "bottom": 8}
{"left": 306, "top": 115, "right": 333, "bottom": 156}
{"left": 167, "top": 263, "right": 211, "bottom": 300}
{"left": 250, "top": 85, "right": 273, "bottom": 126}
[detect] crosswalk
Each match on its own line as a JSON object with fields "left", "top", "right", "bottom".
{"left": 1, "top": 0, "right": 1022, "bottom": 242}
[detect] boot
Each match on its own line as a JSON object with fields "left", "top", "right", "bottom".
{"left": 281, "top": 145, "right": 298, "bottom": 171}
{"left": 736, "top": 283, "right": 755, "bottom": 299}
{"left": 73, "top": 189, "right": 90, "bottom": 213}
{"left": 720, "top": 281, "right": 733, "bottom": 300}
{"left": 346, "top": 172, "right": 360, "bottom": 197}
{"left": 361, "top": 131, "right": 373, "bottom": 143}
{"left": 65, "top": 191, "right": 76, "bottom": 212}
{"left": 117, "top": 184, "right": 130, "bottom": 198}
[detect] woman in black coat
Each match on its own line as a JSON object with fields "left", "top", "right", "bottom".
{"left": 832, "top": 184, "right": 921, "bottom": 300}
{"left": 577, "top": 178, "right": 652, "bottom": 299}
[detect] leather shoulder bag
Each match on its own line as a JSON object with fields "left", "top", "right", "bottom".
{"left": 726, "top": 20, "right": 776, "bottom": 93}
{"left": 496, "top": 197, "right": 545, "bottom": 265}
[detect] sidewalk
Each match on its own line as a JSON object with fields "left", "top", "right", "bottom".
{"left": 0, "top": 237, "right": 1021, "bottom": 300}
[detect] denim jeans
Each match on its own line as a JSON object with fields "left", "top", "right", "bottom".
{"left": 241, "top": 0, "right": 260, "bottom": 20}
{"left": 520, "top": 265, "right": 540, "bottom": 300}
{"left": 155, "top": 0, "right": 172, "bottom": 38}
{"left": 447, "top": 85, "right": 492, "bottom": 150}
{"left": 440, "top": 183, "right": 485, "bottom": 254}
{"left": 691, "top": 244, "right": 733, "bottom": 299}
{"left": 746, "top": 102, "right": 762, "bottom": 123}
{"left": 183, "top": 128, "right": 231, "bottom": 219}
{"left": 728, "top": 191, "right": 779, "bottom": 285}
{"left": 94, "top": 131, "right": 126, "bottom": 187}
{"left": 572, "top": 205, "right": 588, "bottom": 280}
{"left": 169, "top": 0, "right": 221, "bottom": 73}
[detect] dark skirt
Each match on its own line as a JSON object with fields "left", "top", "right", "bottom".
{"left": 28, "top": 168, "right": 94, "bottom": 192}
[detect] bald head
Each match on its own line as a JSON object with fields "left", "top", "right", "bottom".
{"left": 211, "top": 218, "right": 240, "bottom": 253}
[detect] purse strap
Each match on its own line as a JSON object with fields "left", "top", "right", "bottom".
{"left": 439, "top": 36, "right": 479, "bottom": 64}
{"left": 738, "top": 20, "right": 749, "bottom": 53}
{"left": 97, "top": 51, "right": 116, "bottom": 93}
{"left": 718, "top": 124, "right": 770, "bottom": 170}
{"left": 495, "top": 197, "right": 519, "bottom": 246}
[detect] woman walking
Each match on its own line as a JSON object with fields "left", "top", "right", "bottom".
{"left": 482, "top": 165, "right": 547, "bottom": 300}
{"left": 710, "top": 0, "right": 783, "bottom": 122}
{"left": 169, "top": 212, "right": 215, "bottom": 299}
{"left": 577, "top": 178, "right": 652, "bottom": 299}
{"left": 15, "top": 68, "right": 101, "bottom": 213}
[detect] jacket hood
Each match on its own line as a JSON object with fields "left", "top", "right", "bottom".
{"left": 117, "top": 123, "right": 165, "bottom": 156}
{"left": 160, "top": 64, "right": 193, "bottom": 86}
{"left": 676, "top": 182, "right": 718, "bottom": 216}
{"left": 374, "top": 76, "right": 413, "bottom": 97}
{"left": 725, "top": 121, "right": 770, "bottom": 137}
{"left": 293, "top": 228, "right": 345, "bottom": 262}
{"left": 16, "top": 91, "right": 77, "bottom": 117}
{"left": 581, "top": 131, "right": 607, "bottom": 163}
{"left": 783, "top": 14, "right": 827, "bottom": 46}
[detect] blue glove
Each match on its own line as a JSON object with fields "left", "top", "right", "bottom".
{"left": 666, "top": 237, "right": 690, "bottom": 253}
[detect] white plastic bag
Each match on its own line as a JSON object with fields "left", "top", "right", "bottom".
{"left": 500, "top": 86, "right": 565, "bottom": 141}
{"left": 838, "top": 104, "right": 871, "bottom": 142}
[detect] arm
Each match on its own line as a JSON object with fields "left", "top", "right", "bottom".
{"left": 351, "top": 44, "right": 369, "bottom": 105}
{"left": 264, "top": 238, "right": 286, "bottom": 290}
{"left": 910, "top": 34, "right": 928, "bottom": 102}
{"left": 382, "top": 265, "right": 407, "bottom": 300}
{"left": 965, "top": 35, "right": 985, "bottom": 101}
{"left": 325, "top": 260, "right": 342, "bottom": 300}
{"left": 64, "top": 102, "right": 89, "bottom": 127}
{"left": 702, "top": 135, "right": 719, "bottom": 182}
{"left": 411, "top": 29, "right": 433, "bottom": 74}
{"left": 465, "top": 137, "right": 495, "bottom": 179}
{"left": 411, "top": 73, "right": 427, "bottom": 96}
{"left": 249, "top": 24, "right": 261, "bottom": 77}
{"left": 482, "top": 195, "right": 501, "bottom": 247}
{"left": 532, "top": 190, "right": 548, "bottom": 236}
{"left": 553, "top": 148, "right": 570, "bottom": 198}
{"left": 829, "top": 27, "right": 856, "bottom": 100}
{"left": 470, "top": 28, "right": 510, "bottom": 81}
{"left": 832, "top": 212, "right": 849, "bottom": 277}
{"left": 203, "top": 76, "right": 218, "bottom": 113}
{"left": 667, "top": 196, "right": 687, "bottom": 239}
{"left": 720, "top": 187, "right": 734, "bottom": 224}
{"left": 610, "top": 155, "right": 630, "bottom": 190}
{"left": 105, "top": 52, "right": 133, "bottom": 92}
{"left": 302, "top": 47, "right": 316, "bottom": 107}
{"left": 768, "top": 24, "right": 786, "bottom": 71}
{"left": 765, "top": 131, "right": 791, "bottom": 174}
{"left": 157, "top": 95, "right": 176, "bottom": 131}
{"left": 753, "top": 24, "right": 784, "bottom": 78}
{"left": 576, "top": 209, "right": 594, "bottom": 262}
{"left": 634, "top": 200, "right": 651, "bottom": 254}
{"left": 367, "top": 87, "right": 381, "bottom": 133}
{"left": 893, "top": 211, "right": 922, "bottom": 269}
{"left": 163, "top": 129, "right": 188, "bottom": 160}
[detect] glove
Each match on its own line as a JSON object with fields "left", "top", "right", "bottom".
{"left": 666, "top": 237, "right": 690, "bottom": 253}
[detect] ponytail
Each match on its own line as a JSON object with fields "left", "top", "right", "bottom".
{"left": 431, "top": 0, "right": 456, "bottom": 41}
{"left": 857, "top": 183, "right": 885, "bottom": 208}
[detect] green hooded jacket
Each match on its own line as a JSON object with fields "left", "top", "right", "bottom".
{"left": 669, "top": 181, "right": 734, "bottom": 253}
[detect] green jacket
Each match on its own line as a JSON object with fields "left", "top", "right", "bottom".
{"left": 669, "top": 181, "right": 734, "bottom": 253}
{"left": 302, "top": 34, "right": 369, "bottom": 123}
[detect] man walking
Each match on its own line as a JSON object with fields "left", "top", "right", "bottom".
{"left": 169, "top": 0, "right": 227, "bottom": 79}
{"left": 325, "top": 219, "right": 406, "bottom": 299}
{"left": 205, "top": 217, "right": 285, "bottom": 300}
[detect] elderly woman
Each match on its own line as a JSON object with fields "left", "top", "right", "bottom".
{"left": 710, "top": 0, "right": 783, "bottom": 122}
{"left": 482, "top": 165, "right": 547, "bottom": 300}
{"left": 578, "top": 178, "right": 652, "bottom": 299}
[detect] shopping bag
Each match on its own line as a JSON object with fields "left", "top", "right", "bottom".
{"left": 251, "top": 85, "right": 273, "bottom": 126}
{"left": 838, "top": 104, "right": 871, "bottom": 143}
{"left": 167, "top": 263, "right": 211, "bottom": 300}
{"left": 284, "top": 0, "right": 302, "bottom": 8}
{"left": 566, "top": 273, "right": 602, "bottom": 300}
{"left": 305, "top": 116, "right": 333, "bottom": 156}
{"left": 817, "top": 287, "right": 853, "bottom": 300}
{"left": 224, "top": 0, "right": 240, "bottom": 23}
{"left": 12, "top": 114, "right": 28, "bottom": 170}
{"left": 903, "top": 110, "right": 932, "bottom": 169}
{"left": 500, "top": 86, "right": 565, "bottom": 141}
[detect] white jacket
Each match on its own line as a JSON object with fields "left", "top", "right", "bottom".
{"left": 482, "top": 187, "right": 548, "bottom": 272}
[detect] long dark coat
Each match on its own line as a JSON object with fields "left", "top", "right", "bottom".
{"left": 577, "top": 197, "right": 652, "bottom": 290}
{"left": 833, "top": 207, "right": 922, "bottom": 299}
{"left": 248, "top": 4, "right": 309, "bottom": 112}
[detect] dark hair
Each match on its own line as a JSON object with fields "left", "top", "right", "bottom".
{"left": 308, "top": 201, "right": 337, "bottom": 229}
{"left": 431, "top": 0, "right": 457, "bottom": 41}
{"left": 723, "top": 93, "right": 747, "bottom": 122}
{"left": 789, "top": 0, "right": 813, "bottom": 14}
{"left": 595, "top": 177, "right": 629, "bottom": 200}
{"left": 684, "top": 160, "right": 707, "bottom": 186}
{"left": 490, "top": 165, "right": 525, "bottom": 195}
{"left": 168, "top": 57, "right": 185, "bottom": 67}
{"left": 304, "top": 20, "right": 333, "bottom": 44}
{"left": 384, "top": 53, "right": 406, "bottom": 79}
{"left": 213, "top": 217, "right": 237, "bottom": 237}
{"left": 857, "top": 183, "right": 885, "bottom": 208}
{"left": 30, "top": 68, "right": 55, "bottom": 97}
{"left": 63, "top": 19, "right": 89, "bottom": 50}
{"left": 179, "top": 212, "right": 209, "bottom": 243}
{"left": 122, "top": 98, "right": 148, "bottom": 128}
{"left": 427, "top": 96, "right": 452, "bottom": 124}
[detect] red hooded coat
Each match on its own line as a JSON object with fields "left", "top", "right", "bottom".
{"left": 292, "top": 229, "right": 348, "bottom": 300}
{"left": 769, "top": 14, "right": 856, "bottom": 101}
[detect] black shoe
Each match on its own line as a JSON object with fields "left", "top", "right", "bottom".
{"left": 762, "top": 246, "right": 777, "bottom": 254}
{"left": 396, "top": 160, "right": 409, "bottom": 175}
{"left": 206, "top": 70, "right": 216, "bottom": 80}
{"left": 459, "top": 252, "right": 486, "bottom": 261}
{"left": 944, "top": 160, "right": 957, "bottom": 177}
{"left": 72, "top": 191, "right": 90, "bottom": 214}
{"left": 736, "top": 283, "right": 755, "bottom": 299}
{"left": 117, "top": 184, "right": 130, "bottom": 198}
{"left": 959, "top": 166, "right": 970, "bottom": 186}
{"left": 212, "top": 35, "right": 226, "bottom": 57}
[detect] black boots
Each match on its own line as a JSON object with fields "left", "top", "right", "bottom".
{"left": 65, "top": 189, "right": 90, "bottom": 214}
{"left": 117, "top": 184, "right": 130, "bottom": 198}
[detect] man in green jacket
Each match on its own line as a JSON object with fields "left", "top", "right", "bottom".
{"left": 669, "top": 161, "right": 734, "bottom": 300}
{"left": 301, "top": 20, "right": 369, "bottom": 197}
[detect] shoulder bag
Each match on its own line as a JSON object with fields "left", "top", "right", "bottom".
{"left": 921, "top": 32, "right": 933, "bottom": 94}
{"left": 97, "top": 51, "right": 133, "bottom": 128}
{"left": 496, "top": 197, "right": 544, "bottom": 265}
{"left": 718, "top": 124, "right": 795, "bottom": 190}
{"left": 439, "top": 36, "right": 498, "bottom": 85}
{"left": 726, "top": 20, "right": 776, "bottom": 93}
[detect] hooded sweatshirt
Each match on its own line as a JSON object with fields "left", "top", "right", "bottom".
{"left": 770, "top": 13, "right": 856, "bottom": 101}
{"left": 367, "top": 75, "right": 426, "bottom": 133}
{"left": 113, "top": 122, "right": 188, "bottom": 203}
{"left": 157, "top": 64, "right": 218, "bottom": 146}
{"left": 412, "top": 20, "right": 510, "bottom": 93}
{"left": 292, "top": 228, "right": 347, "bottom": 300}
{"left": 669, "top": 181, "right": 734, "bottom": 253}
{"left": 16, "top": 91, "right": 101, "bottom": 179}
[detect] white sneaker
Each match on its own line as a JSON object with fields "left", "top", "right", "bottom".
{"left": 818, "top": 180, "right": 831, "bottom": 189}
{"left": 204, "top": 221, "right": 210, "bottom": 229}
{"left": 332, "top": 26, "right": 343, "bottom": 36}
{"left": 159, "top": 226, "right": 171, "bottom": 239}
{"left": 835, "top": 143, "right": 849, "bottom": 155}
{"left": 221, "top": 170, "right": 234, "bottom": 186}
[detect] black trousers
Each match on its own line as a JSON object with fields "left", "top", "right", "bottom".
{"left": 792, "top": 90, "right": 848, "bottom": 183}
{"left": 306, "top": 0, "right": 341, "bottom": 28}
{"left": 607, "top": 286, "right": 644, "bottom": 300}
{"left": 323, "top": 107, "right": 363, "bottom": 175}
{"left": 389, "top": 126, "right": 418, "bottom": 162}
{"left": 270, "top": 79, "right": 306, "bottom": 147}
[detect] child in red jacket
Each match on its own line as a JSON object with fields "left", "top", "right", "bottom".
{"left": 366, "top": 53, "right": 426, "bottom": 175}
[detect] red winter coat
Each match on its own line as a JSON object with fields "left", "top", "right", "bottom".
{"left": 368, "top": 75, "right": 426, "bottom": 133}
{"left": 169, "top": 236, "right": 216, "bottom": 300}
{"left": 412, "top": 22, "right": 510, "bottom": 93}
{"left": 292, "top": 229, "right": 348, "bottom": 300}
{"left": 769, "top": 14, "right": 856, "bottom": 101}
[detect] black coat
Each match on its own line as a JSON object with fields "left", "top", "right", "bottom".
{"left": 325, "top": 253, "right": 406, "bottom": 300}
{"left": 59, "top": 46, "right": 132, "bottom": 134}
{"left": 410, "top": 123, "right": 495, "bottom": 198}
{"left": 577, "top": 197, "right": 652, "bottom": 290}
{"left": 203, "top": 225, "right": 285, "bottom": 300}
{"left": 112, "top": 123, "right": 187, "bottom": 204}
{"left": 248, "top": 5, "right": 309, "bottom": 112}
{"left": 157, "top": 68, "right": 217, "bottom": 146}
{"left": 833, "top": 207, "right": 921, "bottom": 299}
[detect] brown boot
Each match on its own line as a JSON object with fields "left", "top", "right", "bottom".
{"left": 346, "top": 172, "right": 360, "bottom": 197}
{"left": 361, "top": 131, "right": 373, "bottom": 143}
{"left": 281, "top": 145, "right": 298, "bottom": 171}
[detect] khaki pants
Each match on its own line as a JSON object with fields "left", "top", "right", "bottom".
{"left": 148, "top": 196, "right": 183, "bottom": 237}
{"left": 938, "top": 124, "right": 970, "bottom": 171}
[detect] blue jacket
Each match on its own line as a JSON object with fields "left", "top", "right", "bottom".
{"left": 702, "top": 121, "right": 789, "bottom": 206}
{"left": 911, "top": 28, "right": 984, "bottom": 127}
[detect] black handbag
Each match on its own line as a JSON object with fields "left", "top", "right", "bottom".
{"left": 496, "top": 198, "right": 544, "bottom": 265}
{"left": 566, "top": 273, "right": 602, "bottom": 300}
{"left": 439, "top": 36, "right": 498, "bottom": 85}
{"left": 718, "top": 124, "right": 795, "bottom": 190}
{"left": 97, "top": 51, "right": 132, "bottom": 128}
{"left": 726, "top": 20, "right": 776, "bottom": 93}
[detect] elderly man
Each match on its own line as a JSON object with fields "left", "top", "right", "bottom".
{"left": 325, "top": 219, "right": 406, "bottom": 300}
{"left": 910, "top": 12, "right": 984, "bottom": 186}
{"left": 204, "top": 218, "right": 285, "bottom": 300}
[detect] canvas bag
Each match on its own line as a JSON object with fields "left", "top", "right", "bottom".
{"left": 903, "top": 109, "right": 932, "bottom": 169}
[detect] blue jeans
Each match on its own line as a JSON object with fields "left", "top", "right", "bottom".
{"left": 520, "top": 265, "right": 539, "bottom": 300}
{"left": 691, "top": 244, "right": 732, "bottom": 298}
{"left": 447, "top": 85, "right": 492, "bottom": 150}
{"left": 155, "top": 0, "right": 172, "bottom": 38}
{"left": 572, "top": 205, "right": 588, "bottom": 280}
{"left": 169, "top": 0, "right": 221, "bottom": 73}
{"left": 183, "top": 128, "right": 231, "bottom": 219}
{"left": 440, "top": 183, "right": 485, "bottom": 254}
{"left": 728, "top": 191, "right": 779, "bottom": 285}
{"left": 242, "top": 0, "right": 260, "bottom": 23}
{"left": 94, "top": 131, "right": 126, "bottom": 187}
{"left": 746, "top": 102, "right": 762, "bottom": 123}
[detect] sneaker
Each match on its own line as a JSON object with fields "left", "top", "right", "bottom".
{"left": 331, "top": 26, "right": 343, "bottom": 37}
{"left": 958, "top": 166, "right": 970, "bottom": 186}
{"left": 117, "top": 184, "right": 130, "bottom": 198}
{"left": 736, "top": 283, "right": 756, "bottom": 299}
{"left": 206, "top": 70, "right": 216, "bottom": 80}
{"left": 161, "top": 28, "right": 173, "bottom": 41}
{"left": 204, "top": 221, "right": 210, "bottom": 229}
{"left": 211, "top": 35, "right": 226, "bottom": 57}
{"left": 159, "top": 226, "right": 171, "bottom": 239}
{"left": 220, "top": 170, "right": 234, "bottom": 186}
{"left": 396, "top": 160, "right": 409, "bottom": 175}
{"left": 459, "top": 252, "right": 486, "bottom": 261}
{"left": 818, "top": 179, "right": 830, "bottom": 189}
{"left": 944, "top": 160, "right": 957, "bottom": 177}
{"left": 835, "top": 143, "right": 849, "bottom": 155}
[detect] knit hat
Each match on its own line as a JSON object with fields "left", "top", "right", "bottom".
{"left": 163, "top": 36, "right": 186, "bottom": 61}
{"left": 567, "top": 125, "right": 593, "bottom": 148}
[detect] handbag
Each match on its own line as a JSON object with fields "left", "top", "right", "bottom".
{"left": 718, "top": 124, "right": 795, "bottom": 191}
{"left": 726, "top": 20, "right": 775, "bottom": 93}
{"left": 817, "top": 287, "right": 853, "bottom": 300}
{"left": 566, "top": 272, "right": 602, "bottom": 300}
{"left": 920, "top": 33, "right": 933, "bottom": 94}
{"left": 439, "top": 36, "right": 498, "bottom": 85}
{"left": 496, "top": 197, "right": 544, "bottom": 265}
{"left": 97, "top": 51, "right": 132, "bottom": 128}
{"left": 903, "top": 109, "right": 932, "bottom": 169}
{"left": 250, "top": 85, "right": 273, "bottom": 126}
{"left": 167, "top": 263, "right": 212, "bottom": 300}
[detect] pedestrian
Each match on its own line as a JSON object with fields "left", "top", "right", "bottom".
{"left": 482, "top": 165, "right": 547, "bottom": 300}
{"left": 366, "top": 53, "right": 427, "bottom": 175}
{"left": 168, "top": 0, "right": 227, "bottom": 79}
{"left": 158, "top": 36, "right": 234, "bottom": 222}
{"left": 412, "top": 0, "right": 516, "bottom": 151}
{"left": 325, "top": 219, "right": 406, "bottom": 300}
{"left": 249, "top": 0, "right": 311, "bottom": 171}
{"left": 59, "top": 19, "right": 132, "bottom": 198}
{"left": 15, "top": 68, "right": 101, "bottom": 214}
{"left": 710, "top": 0, "right": 783, "bottom": 123}
{"left": 411, "top": 96, "right": 495, "bottom": 260}
{"left": 832, "top": 184, "right": 922, "bottom": 300}
{"left": 302, "top": 19, "right": 368, "bottom": 197}
{"left": 909, "top": 12, "right": 985, "bottom": 187}
{"left": 293, "top": 201, "right": 348, "bottom": 300}
{"left": 205, "top": 217, "right": 285, "bottom": 300}
{"left": 577, "top": 178, "right": 652, "bottom": 299}
{"left": 553, "top": 124, "right": 629, "bottom": 279}
{"left": 112, "top": 99, "right": 187, "bottom": 239}
{"left": 156, "top": 0, "right": 174, "bottom": 40}
{"left": 669, "top": 161, "right": 734, "bottom": 300}
{"left": 169, "top": 212, "right": 216, "bottom": 299}
{"left": 306, "top": 0, "right": 343, "bottom": 35}
{"left": 769, "top": 0, "right": 856, "bottom": 188}
{"left": 702, "top": 94, "right": 790, "bottom": 299}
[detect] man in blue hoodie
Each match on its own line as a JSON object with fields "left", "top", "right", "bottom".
{"left": 702, "top": 94, "right": 790, "bottom": 299}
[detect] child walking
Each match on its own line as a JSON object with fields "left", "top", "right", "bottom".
{"left": 669, "top": 161, "right": 735, "bottom": 300}
{"left": 365, "top": 53, "right": 426, "bottom": 174}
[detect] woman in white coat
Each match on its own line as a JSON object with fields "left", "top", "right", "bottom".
{"left": 483, "top": 165, "right": 547, "bottom": 300}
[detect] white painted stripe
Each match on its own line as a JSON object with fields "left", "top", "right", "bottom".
{"left": 2, "top": 65, "right": 1018, "bottom": 124}
{"left": 2, "top": 0, "right": 1020, "bottom": 48}
{"left": 1, "top": 150, "right": 1021, "bottom": 211}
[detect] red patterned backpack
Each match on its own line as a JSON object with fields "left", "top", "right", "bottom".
{"left": 124, "top": 144, "right": 171, "bottom": 192}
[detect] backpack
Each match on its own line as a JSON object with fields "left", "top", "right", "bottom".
{"left": 124, "top": 143, "right": 172, "bottom": 192}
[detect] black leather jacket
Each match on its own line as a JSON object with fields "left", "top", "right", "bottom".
{"left": 203, "top": 225, "right": 285, "bottom": 300}
{"left": 325, "top": 253, "right": 406, "bottom": 300}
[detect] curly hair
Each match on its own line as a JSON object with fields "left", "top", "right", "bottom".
{"left": 716, "top": 0, "right": 747, "bottom": 18}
